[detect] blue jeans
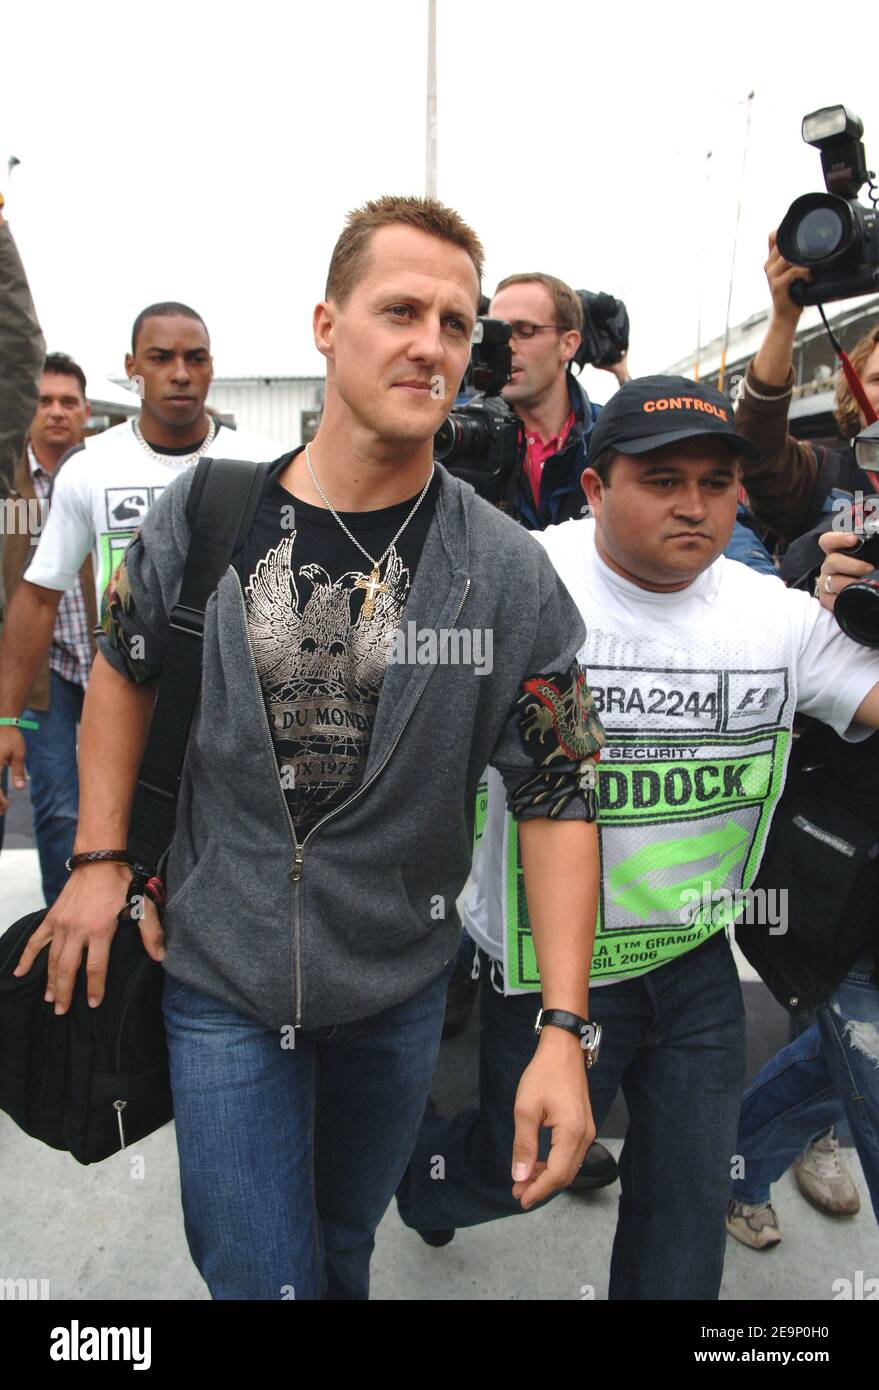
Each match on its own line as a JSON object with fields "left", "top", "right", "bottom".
{"left": 732, "top": 957, "right": 879, "bottom": 1222}
{"left": 162, "top": 959, "right": 454, "bottom": 1300}
{"left": 22, "top": 669, "right": 83, "bottom": 906}
{"left": 397, "top": 930, "right": 746, "bottom": 1299}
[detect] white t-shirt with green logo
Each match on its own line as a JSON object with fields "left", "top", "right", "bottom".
{"left": 465, "top": 518, "right": 879, "bottom": 992}
{"left": 25, "top": 419, "right": 283, "bottom": 609}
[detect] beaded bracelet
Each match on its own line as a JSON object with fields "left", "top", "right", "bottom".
{"left": 0, "top": 716, "right": 39, "bottom": 730}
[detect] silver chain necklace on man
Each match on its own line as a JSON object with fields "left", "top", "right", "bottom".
{"left": 304, "top": 441, "right": 435, "bottom": 619}
{"left": 132, "top": 415, "right": 217, "bottom": 467}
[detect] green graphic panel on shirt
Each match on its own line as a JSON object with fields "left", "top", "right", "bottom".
{"left": 99, "top": 529, "right": 135, "bottom": 594}
{"left": 505, "top": 729, "right": 790, "bottom": 990}
{"left": 474, "top": 780, "right": 489, "bottom": 849}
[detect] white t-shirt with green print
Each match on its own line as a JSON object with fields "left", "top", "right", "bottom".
{"left": 464, "top": 517, "right": 879, "bottom": 992}
{"left": 25, "top": 419, "right": 282, "bottom": 609}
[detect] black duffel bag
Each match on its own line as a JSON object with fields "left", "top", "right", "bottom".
{"left": 0, "top": 908, "right": 170, "bottom": 1162}
{"left": 0, "top": 456, "right": 270, "bottom": 1163}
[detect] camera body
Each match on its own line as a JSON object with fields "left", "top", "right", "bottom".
{"left": 834, "top": 524, "right": 879, "bottom": 647}
{"left": 433, "top": 317, "right": 525, "bottom": 504}
{"left": 777, "top": 106, "right": 879, "bottom": 306}
{"left": 781, "top": 513, "right": 879, "bottom": 648}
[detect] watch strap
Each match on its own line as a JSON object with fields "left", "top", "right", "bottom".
{"left": 535, "top": 1008, "right": 601, "bottom": 1063}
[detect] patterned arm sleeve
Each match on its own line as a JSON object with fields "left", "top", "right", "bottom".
{"left": 488, "top": 550, "right": 606, "bottom": 822}
{"left": 506, "top": 660, "right": 604, "bottom": 820}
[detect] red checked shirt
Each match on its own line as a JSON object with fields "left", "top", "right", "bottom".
{"left": 28, "top": 446, "right": 93, "bottom": 690}
{"left": 522, "top": 408, "right": 576, "bottom": 507}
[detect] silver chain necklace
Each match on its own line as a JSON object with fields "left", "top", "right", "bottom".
{"left": 132, "top": 415, "right": 217, "bottom": 467}
{"left": 304, "top": 441, "right": 435, "bottom": 618}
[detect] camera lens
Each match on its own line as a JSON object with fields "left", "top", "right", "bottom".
{"left": 433, "top": 411, "right": 490, "bottom": 463}
{"left": 795, "top": 207, "right": 844, "bottom": 262}
{"left": 433, "top": 416, "right": 461, "bottom": 462}
{"left": 834, "top": 572, "right": 879, "bottom": 647}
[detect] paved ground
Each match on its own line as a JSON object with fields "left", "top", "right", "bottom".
{"left": 1, "top": 815, "right": 877, "bottom": 1301}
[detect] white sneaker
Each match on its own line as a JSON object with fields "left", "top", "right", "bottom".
{"left": 726, "top": 1199, "right": 782, "bottom": 1250}
{"left": 793, "top": 1131, "right": 860, "bottom": 1216}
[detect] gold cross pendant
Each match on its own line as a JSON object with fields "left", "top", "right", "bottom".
{"left": 354, "top": 566, "right": 389, "bottom": 620}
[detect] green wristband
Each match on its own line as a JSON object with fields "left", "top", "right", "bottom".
{"left": 0, "top": 717, "right": 39, "bottom": 730}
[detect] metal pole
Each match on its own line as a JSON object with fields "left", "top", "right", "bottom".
{"left": 694, "top": 149, "right": 712, "bottom": 382}
{"left": 719, "top": 92, "right": 754, "bottom": 393}
{"left": 426, "top": 0, "right": 437, "bottom": 197}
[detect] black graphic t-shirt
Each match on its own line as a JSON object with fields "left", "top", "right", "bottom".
{"left": 232, "top": 451, "right": 439, "bottom": 838}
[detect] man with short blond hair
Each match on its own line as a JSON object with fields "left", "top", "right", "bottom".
{"left": 14, "top": 195, "right": 605, "bottom": 1301}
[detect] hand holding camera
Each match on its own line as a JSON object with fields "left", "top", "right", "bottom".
{"left": 816, "top": 529, "right": 877, "bottom": 615}
{"left": 765, "top": 230, "right": 811, "bottom": 325}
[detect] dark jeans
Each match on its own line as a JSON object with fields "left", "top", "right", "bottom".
{"left": 397, "top": 931, "right": 746, "bottom": 1300}
{"left": 0, "top": 765, "right": 7, "bottom": 857}
{"left": 732, "top": 957, "right": 879, "bottom": 1222}
{"left": 162, "top": 959, "right": 454, "bottom": 1300}
{"left": 22, "top": 669, "right": 83, "bottom": 906}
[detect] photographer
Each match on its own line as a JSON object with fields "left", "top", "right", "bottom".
{"left": 725, "top": 234, "right": 879, "bottom": 1248}
{"left": 735, "top": 230, "right": 879, "bottom": 540}
{"left": 727, "top": 526, "right": 879, "bottom": 1245}
{"left": 489, "top": 273, "right": 629, "bottom": 530}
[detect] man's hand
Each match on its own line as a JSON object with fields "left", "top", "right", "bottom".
{"left": 12, "top": 861, "right": 165, "bottom": 1012}
{"left": 765, "top": 230, "right": 811, "bottom": 327}
{"left": 598, "top": 351, "right": 631, "bottom": 387}
{"left": 510, "top": 1026, "right": 594, "bottom": 1210}
{"left": 816, "top": 530, "right": 872, "bottom": 613}
{"left": 750, "top": 231, "right": 813, "bottom": 388}
{"left": 0, "top": 725, "right": 27, "bottom": 812}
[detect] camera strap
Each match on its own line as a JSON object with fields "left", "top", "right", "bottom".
{"left": 818, "top": 305, "right": 879, "bottom": 478}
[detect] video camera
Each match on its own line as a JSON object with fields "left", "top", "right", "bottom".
{"left": 777, "top": 105, "right": 879, "bottom": 306}
{"left": 433, "top": 317, "right": 525, "bottom": 504}
{"left": 571, "top": 290, "right": 630, "bottom": 372}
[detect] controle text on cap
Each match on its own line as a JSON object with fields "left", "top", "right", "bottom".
{"left": 587, "top": 374, "right": 762, "bottom": 466}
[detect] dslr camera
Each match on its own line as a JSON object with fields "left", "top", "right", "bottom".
{"left": 433, "top": 317, "right": 525, "bottom": 504}
{"left": 777, "top": 105, "right": 879, "bottom": 306}
{"left": 782, "top": 421, "right": 879, "bottom": 646}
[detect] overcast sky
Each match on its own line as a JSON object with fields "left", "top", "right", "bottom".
{"left": 3, "top": 0, "right": 877, "bottom": 404}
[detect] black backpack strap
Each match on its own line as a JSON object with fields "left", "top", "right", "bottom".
{"left": 126, "top": 457, "right": 270, "bottom": 870}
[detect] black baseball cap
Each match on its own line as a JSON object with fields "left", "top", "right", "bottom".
{"left": 587, "top": 374, "right": 762, "bottom": 466}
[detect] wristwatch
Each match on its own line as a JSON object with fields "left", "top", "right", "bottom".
{"left": 534, "top": 1008, "right": 602, "bottom": 1068}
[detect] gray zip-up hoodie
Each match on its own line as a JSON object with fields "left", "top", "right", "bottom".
{"left": 98, "top": 463, "right": 596, "bottom": 1031}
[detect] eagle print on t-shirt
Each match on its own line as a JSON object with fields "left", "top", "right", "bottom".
{"left": 244, "top": 533, "right": 409, "bottom": 833}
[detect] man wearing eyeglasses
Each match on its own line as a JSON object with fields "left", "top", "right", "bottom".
{"left": 490, "top": 273, "right": 630, "bottom": 530}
